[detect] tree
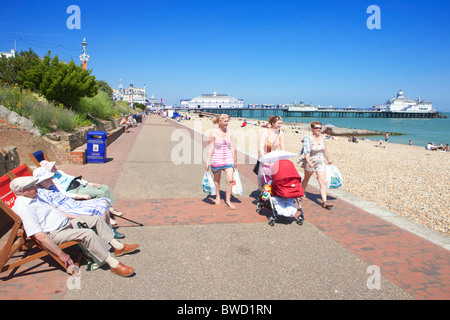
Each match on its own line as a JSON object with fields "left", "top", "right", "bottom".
{"left": 0, "top": 49, "right": 40, "bottom": 85}
{"left": 22, "top": 53, "right": 98, "bottom": 108}
{"left": 98, "top": 80, "right": 113, "bottom": 98}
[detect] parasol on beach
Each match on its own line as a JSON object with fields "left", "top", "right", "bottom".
{"left": 259, "top": 150, "right": 297, "bottom": 163}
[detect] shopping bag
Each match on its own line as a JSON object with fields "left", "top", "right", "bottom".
{"left": 232, "top": 169, "right": 243, "bottom": 196}
{"left": 326, "top": 165, "right": 343, "bottom": 189}
{"left": 202, "top": 171, "right": 216, "bottom": 195}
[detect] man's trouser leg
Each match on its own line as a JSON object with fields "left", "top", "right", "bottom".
{"left": 48, "top": 216, "right": 114, "bottom": 263}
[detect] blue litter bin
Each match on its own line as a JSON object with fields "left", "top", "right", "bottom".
{"left": 86, "top": 131, "right": 107, "bottom": 163}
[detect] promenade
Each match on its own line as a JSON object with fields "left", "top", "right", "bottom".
{"left": 1, "top": 115, "right": 449, "bottom": 300}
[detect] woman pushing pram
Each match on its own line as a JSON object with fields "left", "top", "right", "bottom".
{"left": 256, "top": 116, "right": 305, "bottom": 226}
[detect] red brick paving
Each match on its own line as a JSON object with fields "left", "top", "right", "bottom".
{"left": 1, "top": 116, "right": 449, "bottom": 300}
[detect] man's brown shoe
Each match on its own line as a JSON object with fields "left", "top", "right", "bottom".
{"left": 114, "top": 243, "right": 139, "bottom": 257}
{"left": 110, "top": 262, "right": 135, "bottom": 277}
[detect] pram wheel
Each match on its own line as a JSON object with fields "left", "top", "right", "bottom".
{"left": 296, "top": 207, "right": 305, "bottom": 225}
{"left": 268, "top": 217, "right": 276, "bottom": 226}
{"left": 256, "top": 202, "right": 262, "bottom": 213}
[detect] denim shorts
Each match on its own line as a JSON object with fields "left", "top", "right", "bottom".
{"left": 211, "top": 164, "right": 235, "bottom": 174}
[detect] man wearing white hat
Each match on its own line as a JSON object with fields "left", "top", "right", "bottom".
{"left": 10, "top": 176, "right": 139, "bottom": 277}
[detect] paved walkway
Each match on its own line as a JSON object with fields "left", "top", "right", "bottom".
{"left": 1, "top": 115, "right": 449, "bottom": 300}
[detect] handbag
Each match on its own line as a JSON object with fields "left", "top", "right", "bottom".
{"left": 67, "top": 176, "right": 83, "bottom": 191}
{"left": 252, "top": 160, "right": 260, "bottom": 175}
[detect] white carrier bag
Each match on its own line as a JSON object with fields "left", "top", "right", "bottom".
{"left": 326, "top": 164, "right": 344, "bottom": 189}
{"left": 202, "top": 171, "right": 216, "bottom": 195}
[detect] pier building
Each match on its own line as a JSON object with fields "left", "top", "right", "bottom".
{"left": 374, "top": 89, "right": 434, "bottom": 112}
{"left": 181, "top": 92, "right": 243, "bottom": 109}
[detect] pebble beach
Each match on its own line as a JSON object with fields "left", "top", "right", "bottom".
{"left": 180, "top": 113, "right": 450, "bottom": 236}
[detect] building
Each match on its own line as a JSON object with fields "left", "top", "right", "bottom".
{"left": 181, "top": 92, "right": 244, "bottom": 109}
{"left": 113, "top": 79, "right": 147, "bottom": 105}
{"left": 287, "top": 100, "right": 317, "bottom": 111}
{"left": 0, "top": 49, "right": 16, "bottom": 59}
{"left": 374, "top": 89, "right": 434, "bottom": 112}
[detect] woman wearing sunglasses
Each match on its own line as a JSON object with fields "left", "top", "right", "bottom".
{"left": 301, "top": 121, "right": 334, "bottom": 208}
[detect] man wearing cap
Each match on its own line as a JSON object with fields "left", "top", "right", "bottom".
{"left": 10, "top": 176, "right": 139, "bottom": 277}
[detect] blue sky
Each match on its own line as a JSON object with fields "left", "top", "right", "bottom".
{"left": 1, "top": 0, "right": 449, "bottom": 111}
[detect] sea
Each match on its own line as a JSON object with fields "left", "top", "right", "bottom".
{"left": 254, "top": 112, "right": 450, "bottom": 147}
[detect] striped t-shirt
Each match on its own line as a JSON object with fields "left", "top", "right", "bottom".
{"left": 211, "top": 138, "right": 234, "bottom": 167}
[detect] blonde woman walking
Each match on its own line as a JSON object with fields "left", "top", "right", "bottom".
{"left": 205, "top": 114, "right": 237, "bottom": 209}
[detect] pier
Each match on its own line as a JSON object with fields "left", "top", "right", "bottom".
{"left": 195, "top": 109, "right": 443, "bottom": 119}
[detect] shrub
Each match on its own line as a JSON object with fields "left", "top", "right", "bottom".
{"left": 74, "top": 113, "right": 93, "bottom": 127}
{"left": 31, "top": 105, "right": 55, "bottom": 134}
{"left": 75, "top": 91, "right": 124, "bottom": 120}
{"left": 55, "top": 108, "right": 76, "bottom": 132}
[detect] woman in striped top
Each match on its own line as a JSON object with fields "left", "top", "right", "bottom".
{"left": 205, "top": 114, "right": 237, "bottom": 209}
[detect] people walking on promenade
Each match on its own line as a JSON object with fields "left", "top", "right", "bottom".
{"left": 301, "top": 121, "right": 334, "bottom": 208}
{"left": 205, "top": 114, "right": 237, "bottom": 209}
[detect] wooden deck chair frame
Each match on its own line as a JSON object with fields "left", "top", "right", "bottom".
{"left": 0, "top": 173, "right": 80, "bottom": 275}
{"left": 28, "top": 149, "right": 51, "bottom": 168}
{"left": 6, "top": 163, "right": 33, "bottom": 181}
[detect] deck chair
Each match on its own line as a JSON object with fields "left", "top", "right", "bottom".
{"left": 29, "top": 150, "right": 51, "bottom": 168}
{"left": 0, "top": 173, "right": 80, "bottom": 275}
{"left": 6, "top": 164, "right": 33, "bottom": 181}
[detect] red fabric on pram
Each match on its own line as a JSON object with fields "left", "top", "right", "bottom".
{"left": 271, "top": 160, "right": 304, "bottom": 198}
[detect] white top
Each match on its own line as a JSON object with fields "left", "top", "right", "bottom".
{"left": 12, "top": 195, "right": 69, "bottom": 237}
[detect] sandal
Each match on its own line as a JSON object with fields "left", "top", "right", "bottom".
{"left": 322, "top": 202, "right": 333, "bottom": 209}
{"left": 225, "top": 203, "right": 236, "bottom": 210}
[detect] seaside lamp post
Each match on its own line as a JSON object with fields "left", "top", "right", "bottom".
{"left": 80, "top": 38, "right": 90, "bottom": 70}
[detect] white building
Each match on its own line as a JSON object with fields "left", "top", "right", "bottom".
{"left": 113, "top": 80, "right": 147, "bottom": 105}
{"left": 375, "top": 89, "right": 434, "bottom": 112}
{"left": 287, "top": 100, "right": 317, "bottom": 111}
{"left": 181, "top": 92, "right": 243, "bottom": 109}
{"left": 0, "top": 49, "right": 16, "bottom": 59}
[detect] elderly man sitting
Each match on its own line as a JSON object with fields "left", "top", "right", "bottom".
{"left": 10, "top": 176, "right": 139, "bottom": 277}
{"left": 33, "top": 166, "right": 125, "bottom": 239}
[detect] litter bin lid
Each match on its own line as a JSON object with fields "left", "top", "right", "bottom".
{"left": 88, "top": 131, "right": 107, "bottom": 136}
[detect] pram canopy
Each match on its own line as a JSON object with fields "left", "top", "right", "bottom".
{"left": 271, "top": 160, "right": 304, "bottom": 198}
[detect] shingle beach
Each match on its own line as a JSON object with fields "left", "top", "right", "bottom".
{"left": 181, "top": 114, "right": 449, "bottom": 236}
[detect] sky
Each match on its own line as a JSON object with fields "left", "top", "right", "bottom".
{"left": 1, "top": 0, "right": 449, "bottom": 111}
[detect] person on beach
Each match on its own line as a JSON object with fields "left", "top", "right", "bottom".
{"left": 258, "top": 116, "right": 285, "bottom": 188}
{"left": 300, "top": 121, "right": 334, "bottom": 209}
{"left": 205, "top": 114, "right": 237, "bottom": 209}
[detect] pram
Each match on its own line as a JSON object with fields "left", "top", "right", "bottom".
{"left": 256, "top": 159, "right": 305, "bottom": 226}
